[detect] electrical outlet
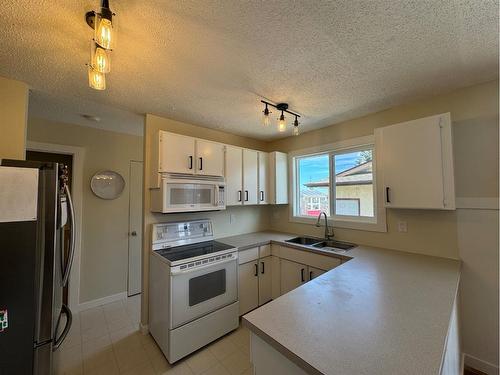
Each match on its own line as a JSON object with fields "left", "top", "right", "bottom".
{"left": 397, "top": 221, "right": 408, "bottom": 233}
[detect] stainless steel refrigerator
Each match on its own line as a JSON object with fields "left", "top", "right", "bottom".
{"left": 0, "top": 160, "right": 75, "bottom": 374}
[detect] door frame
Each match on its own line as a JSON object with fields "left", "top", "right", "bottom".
{"left": 127, "top": 160, "right": 143, "bottom": 296}
{"left": 27, "top": 141, "right": 85, "bottom": 311}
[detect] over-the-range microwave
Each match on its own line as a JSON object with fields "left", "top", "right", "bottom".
{"left": 150, "top": 174, "right": 226, "bottom": 213}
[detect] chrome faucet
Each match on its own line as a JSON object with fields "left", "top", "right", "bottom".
{"left": 316, "top": 211, "right": 334, "bottom": 240}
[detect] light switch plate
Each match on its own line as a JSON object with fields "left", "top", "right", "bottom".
{"left": 398, "top": 221, "right": 408, "bottom": 232}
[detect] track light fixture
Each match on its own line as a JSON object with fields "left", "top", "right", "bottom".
{"left": 85, "top": 0, "right": 115, "bottom": 90}
{"left": 260, "top": 100, "right": 301, "bottom": 135}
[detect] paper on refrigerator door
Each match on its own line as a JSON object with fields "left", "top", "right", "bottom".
{"left": 0, "top": 166, "right": 39, "bottom": 222}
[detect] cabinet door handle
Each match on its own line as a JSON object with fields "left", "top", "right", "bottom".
{"left": 260, "top": 261, "right": 265, "bottom": 274}
{"left": 199, "top": 157, "right": 203, "bottom": 171}
{"left": 260, "top": 191, "right": 264, "bottom": 201}
{"left": 238, "top": 190, "right": 242, "bottom": 202}
{"left": 245, "top": 190, "right": 249, "bottom": 201}
{"left": 254, "top": 263, "right": 258, "bottom": 277}
{"left": 309, "top": 271, "right": 313, "bottom": 281}
{"left": 188, "top": 156, "right": 193, "bottom": 170}
{"left": 301, "top": 268, "right": 305, "bottom": 282}
{"left": 386, "top": 187, "right": 391, "bottom": 203}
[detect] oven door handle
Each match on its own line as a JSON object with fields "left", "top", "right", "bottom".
{"left": 170, "top": 257, "right": 237, "bottom": 276}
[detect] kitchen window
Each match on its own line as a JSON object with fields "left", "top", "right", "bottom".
{"left": 290, "top": 136, "right": 386, "bottom": 232}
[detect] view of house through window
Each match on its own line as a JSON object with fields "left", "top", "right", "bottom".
{"left": 334, "top": 150, "right": 374, "bottom": 217}
{"left": 296, "top": 147, "right": 375, "bottom": 219}
{"left": 297, "top": 154, "right": 330, "bottom": 217}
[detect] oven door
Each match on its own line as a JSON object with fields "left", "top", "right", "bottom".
{"left": 170, "top": 256, "right": 238, "bottom": 329}
{"left": 164, "top": 181, "right": 218, "bottom": 212}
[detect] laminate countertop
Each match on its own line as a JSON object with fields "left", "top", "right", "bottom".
{"left": 218, "top": 231, "right": 461, "bottom": 375}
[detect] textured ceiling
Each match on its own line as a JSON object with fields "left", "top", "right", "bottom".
{"left": 0, "top": 1, "right": 498, "bottom": 139}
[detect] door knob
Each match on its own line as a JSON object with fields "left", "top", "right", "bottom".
{"left": 130, "top": 231, "right": 137, "bottom": 236}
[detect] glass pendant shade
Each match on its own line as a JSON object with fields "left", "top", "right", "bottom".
{"left": 88, "top": 66, "right": 106, "bottom": 90}
{"left": 293, "top": 125, "right": 299, "bottom": 136}
{"left": 278, "top": 113, "right": 286, "bottom": 132}
{"left": 95, "top": 14, "right": 113, "bottom": 49}
{"left": 262, "top": 106, "right": 271, "bottom": 127}
{"left": 91, "top": 43, "right": 111, "bottom": 73}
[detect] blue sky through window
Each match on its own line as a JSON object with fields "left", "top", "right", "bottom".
{"left": 298, "top": 152, "right": 366, "bottom": 186}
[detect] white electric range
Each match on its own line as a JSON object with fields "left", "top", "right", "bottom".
{"left": 149, "top": 219, "right": 239, "bottom": 363}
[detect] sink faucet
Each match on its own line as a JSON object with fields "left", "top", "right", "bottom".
{"left": 316, "top": 211, "right": 334, "bottom": 240}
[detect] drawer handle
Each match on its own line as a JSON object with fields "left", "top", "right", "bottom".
{"left": 260, "top": 261, "right": 265, "bottom": 274}
{"left": 301, "top": 268, "right": 305, "bottom": 282}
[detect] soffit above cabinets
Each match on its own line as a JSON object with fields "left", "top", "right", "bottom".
{"left": 0, "top": 1, "right": 497, "bottom": 139}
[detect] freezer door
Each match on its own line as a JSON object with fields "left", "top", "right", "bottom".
{"left": 0, "top": 221, "right": 37, "bottom": 374}
{"left": 33, "top": 341, "right": 52, "bottom": 375}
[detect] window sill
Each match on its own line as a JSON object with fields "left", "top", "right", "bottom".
{"left": 289, "top": 215, "right": 387, "bottom": 233}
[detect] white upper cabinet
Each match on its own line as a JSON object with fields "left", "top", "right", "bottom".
{"left": 258, "top": 152, "right": 269, "bottom": 204}
{"left": 269, "top": 151, "right": 288, "bottom": 204}
{"left": 195, "top": 139, "right": 225, "bottom": 177}
{"left": 225, "top": 146, "right": 243, "bottom": 206}
{"left": 375, "top": 113, "right": 455, "bottom": 210}
{"left": 158, "top": 131, "right": 195, "bottom": 175}
{"left": 243, "top": 149, "right": 259, "bottom": 205}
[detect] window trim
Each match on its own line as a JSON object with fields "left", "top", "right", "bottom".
{"left": 289, "top": 135, "right": 387, "bottom": 233}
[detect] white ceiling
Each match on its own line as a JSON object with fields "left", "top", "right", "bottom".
{"left": 0, "top": 1, "right": 498, "bottom": 139}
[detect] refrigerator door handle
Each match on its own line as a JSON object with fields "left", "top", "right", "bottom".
{"left": 61, "top": 184, "right": 75, "bottom": 287}
{"left": 53, "top": 304, "right": 72, "bottom": 351}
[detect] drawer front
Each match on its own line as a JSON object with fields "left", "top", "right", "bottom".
{"left": 239, "top": 247, "right": 259, "bottom": 265}
{"left": 279, "top": 246, "right": 341, "bottom": 271}
{"left": 259, "top": 244, "right": 271, "bottom": 258}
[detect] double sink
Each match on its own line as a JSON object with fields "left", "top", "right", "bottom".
{"left": 285, "top": 236, "right": 356, "bottom": 254}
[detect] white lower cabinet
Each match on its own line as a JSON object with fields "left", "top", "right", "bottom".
{"left": 238, "top": 247, "right": 273, "bottom": 316}
{"left": 238, "top": 261, "right": 259, "bottom": 315}
{"left": 308, "top": 266, "right": 325, "bottom": 281}
{"left": 258, "top": 256, "right": 272, "bottom": 305}
{"left": 239, "top": 244, "right": 341, "bottom": 314}
{"left": 280, "top": 259, "right": 308, "bottom": 295}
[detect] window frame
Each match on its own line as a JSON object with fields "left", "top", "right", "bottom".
{"left": 289, "top": 135, "right": 387, "bottom": 232}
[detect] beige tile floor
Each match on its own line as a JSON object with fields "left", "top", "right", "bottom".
{"left": 54, "top": 295, "right": 253, "bottom": 375}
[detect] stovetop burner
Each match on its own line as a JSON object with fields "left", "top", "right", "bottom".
{"left": 155, "top": 240, "right": 235, "bottom": 262}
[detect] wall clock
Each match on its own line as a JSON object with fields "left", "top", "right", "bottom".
{"left": 90, "top": 170, "right": 125, "bottom": 200}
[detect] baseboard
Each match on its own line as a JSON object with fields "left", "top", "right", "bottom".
{"left": 76, "top": 291, "right": 128, "bottom": 312}
{"left": 464, "top": 353, "right": 499, "bottom": 375}
{"left": 139, "top": 322, "right": 149, "bottom": 335}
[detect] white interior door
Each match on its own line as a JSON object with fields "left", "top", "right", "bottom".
{"left": 128, "top": 161, "right": 143, "bottom": 296}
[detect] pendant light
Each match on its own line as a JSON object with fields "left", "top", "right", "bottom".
{"left": 91, "top": 42, "right": 111, "bottom": 73}
{"left": 278, "top": 111, "right": 286, "bottom": 132}
{"left": 88, "top": 66, "right": 106, "bottom": 90}
{"left": 85, "top": 0, "right": 115, "bottom": 90}
{"left": 293, "top": 115, "right": 300, "bottom": 136}
{"left": 262, "top": 103, "right": 271, "bottom": 127}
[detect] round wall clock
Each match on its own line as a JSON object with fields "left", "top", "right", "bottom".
{"left": 90, "top": 170, "right": 125, "bottom": 200}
